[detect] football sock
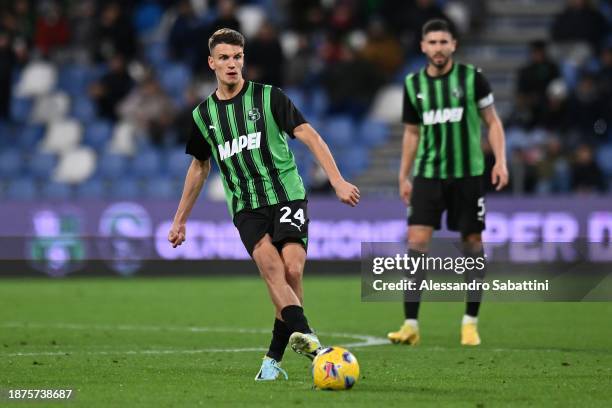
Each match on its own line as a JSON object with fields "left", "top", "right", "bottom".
{"left": 403, "top": 318, "right": 419, "bottom": 328}
{"left": 266, "top": 318, "right": 291, "bottom": 362}
{"left": 465, "top": 302, "right": 481, "bottom": 318}
{"left": 463, "top": 245, "right": 485, "bottom": 318}
{"left": 280, "top": 305, "right": 312, "bottom": 334}
{"left": 462, "top": 314, "right": 478, "bottom": 325}
{"left": 403, "top": 249, "right": 426, "bottom": 320}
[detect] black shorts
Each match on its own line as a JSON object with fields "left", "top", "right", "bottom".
{"left": 233, "top": 200, "right": 309, "bottom": 257}
{"left": 408, "top": 176, "right": 486, "bottom": 234}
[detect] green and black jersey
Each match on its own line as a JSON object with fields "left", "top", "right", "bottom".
{"left": 186, "top": 81, "right": 307, "bottom": 217}
{"left": 403, "top": 63, "right": 494, "bottom": 179}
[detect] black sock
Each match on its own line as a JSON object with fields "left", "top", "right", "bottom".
{"left": 403, "top": 248, "right": 426, "bottom": 320}
{"left": 465, "top": 302, "right": 480, "bottom": 317}
{"left": 266, "top": 318, "right": 291, "bottom": 362}
{"left": 280, "top": 305, "right": 312, "bottom": 334}
{"left": 463, "top": 245, "right": 486, "bottom": 318}
{"left": 404, "top": 301, "right": 420, "bottom": 319}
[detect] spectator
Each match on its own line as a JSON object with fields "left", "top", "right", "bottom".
{"left": 551, "top": 0, "right": 609, "bottom": 53}
{"left": 168, "top": 0, "right": 202, "bottom": 68}
{"left": 33, "top": 0, "right": 70, "bottom": 57}
{"left": 571, "top": 144, "right": 605, "bottom": 192}
{"left": 207, "top": 0, "right": 241, "bottom": 36}
{"left": 360, "top": 17, "right": 403, "bottom": 79}
{"left": 539, "top": 79, "right": 572, "bottom": 134}
{"left": 118, "top": 75, "right": 176, "bottom": 145}
{"left": 0, "top": 29, "right": 16, "bottom": 119}
{"left": 567, "top": 73, "right": 608, "bottom": 142}
{"left": 516, "top": 40, "right": 560, "bottom": 125}
{"left": 89, "top": 54, "right": 134, "bottom": 121}
{"left": 595, "top": 44, "right": 612, "bottom": 125}
{"left": 94, "top": 2, "right": 137, "bottom": 62}
{"left": 284, "top": 33, "right": 318, "bottom": 88}
{"left": 67, "top": 0, "right": 97, "bottom": 60}
{"left": 536, "top": 137, "right": 571, "bottom": 194}
{"left": 321, "top": 44, "right": 383, "bottom": 119}
{"left": 246, "top": 21, "right": 284, "bottom": 87}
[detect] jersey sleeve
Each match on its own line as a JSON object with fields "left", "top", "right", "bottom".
{"left": 271, "top": 87, "right": 307, "bottom": 138}
{"left": 402, "top": 84, "right": 421, "bottom": 124}
{"left": 185, "top": 118, "right": 212, "bottom": 161}
{"left": 475, "top": 69, "right": 494, "bottom": 109}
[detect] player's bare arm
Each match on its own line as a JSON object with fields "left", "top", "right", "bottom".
{"left": 480, "top": 105, "right": 508, "bottom": 191}
{"left": 168, "top": 158, "right": 211, "bottom": 247}
{"left": 398, "top": 124, "right": 420, "bottom": 206}
{"left": 293, "top": 123, "right": 360, "bottom": 207}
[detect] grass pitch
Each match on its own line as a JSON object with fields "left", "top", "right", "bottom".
{"left": 1, "top": 277, "right": 611, "bottom": 407}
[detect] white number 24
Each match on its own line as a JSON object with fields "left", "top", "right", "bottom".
{"left": 280, "top": 206, "right": 305, "bottom": 225}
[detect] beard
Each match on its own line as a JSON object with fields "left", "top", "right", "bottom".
{"left": 428, "top": 54, "right": 450, "bottom": 69}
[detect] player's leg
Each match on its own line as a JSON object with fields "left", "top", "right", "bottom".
{"left": 388, "top": 225, "right": 433, "bottom": 345}
{"left": 281, "top": 242, "right": 305, "bottom": 305}
{"left": 271, "top": 201, "right": 321, "bottom": 360}
{"left": 449, "top": 175, "right": 486, "bottom": 346}
{"left": 252, "top": 235, "right": 304, "bottom": 380}
{"left": 257, "top": 242, "right": 307, "bottom": 379}
{"left": 389, "top": 177, "right": 442, "bottom": 345}
{"left": 460, "top": 232, "right": 485, "bottom": 346}
{"left": 252, "top": 234, "right": 302, "bottom": 310}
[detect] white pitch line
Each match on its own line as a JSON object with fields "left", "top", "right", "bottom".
{"left": 0, "top": 322, "right": 388, "bottom": 357}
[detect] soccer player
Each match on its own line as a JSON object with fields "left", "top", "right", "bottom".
{"left": 167, "top": 29, "right": 360, "bottom": 380}
{"left": 387, "top": 19, "right": 508, "bottom": 346}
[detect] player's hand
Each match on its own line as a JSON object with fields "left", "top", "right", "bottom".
{"left": 399, "top": 178, "right": 412, "bottom": 206}
{"left": 168, "top": 223, "right": 186, "bottom": 248}
{"left": 332, "top": 179, "right": 360, "bottom": 207}
{"left": 491, "top": 162, "right": 509, "bottom": 191}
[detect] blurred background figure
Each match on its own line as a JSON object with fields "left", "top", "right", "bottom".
{"left": 0, "top": 0, "right": 611, "bottom": 200}
{"left": 89, "top": 54, "right": 134, "bottom": 121}
{"left": 118, "top": 74, "right": 176, "bottom": 145}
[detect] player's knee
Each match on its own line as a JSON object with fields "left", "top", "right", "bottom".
{"left": 285, "top": 262, "right": 303, "bottom": 285}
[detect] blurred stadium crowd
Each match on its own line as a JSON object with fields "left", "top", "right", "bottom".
{"left": 0, "top": 0, "right": 610, "bottom": 200}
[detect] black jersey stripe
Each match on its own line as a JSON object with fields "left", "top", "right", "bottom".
{"left": 231, "top": 90, "right": 269, "bottom": 207}
{"left": 199, "top": 103, "right": 239, "bottom": 214}
{"left": 457, "top": 64, "right": 471, "bottom": 177}
{"left": 427, "top": 72, "right": 442, "bottom": 179}
{"left": 414, "top": 72, "right": 428, "bottom": 177}
{"left": 213, "top": 99, "right": 253, "bottom": 209}
{"left": 252, "top": 83, "right": 289, "bottom": 203}
{"left": 440, "top": 75, "right": 453, "bottom": 179}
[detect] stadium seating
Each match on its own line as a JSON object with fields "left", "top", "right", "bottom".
{"left": 39, "top": 120, "right": 82, "bottom": 154}
{"left": 28, "top": 153, "right": 57, "bottom": 180}
{"left": 110, "top": 178, "right": 143, "bottom": 199}
{"left": 5, "top": 178, "right": 37, "bottom": 200}
{"left": 0, "top": 149, "right": 23, "bottom": 178}
{"left": 75, "top": 179, "right": 107, "bottom": 199}
{"left": 83, "top": 121, "right": 113, "bottom": 151}
{"left": 54, "top": 147, "right": 97, "bottom": 184}
{"left": 40, "top": 182, "right": 73, "bottom": 200}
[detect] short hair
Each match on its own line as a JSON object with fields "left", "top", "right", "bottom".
{"left": 208, "top": 28, "right": 245, "bottom": 54}
{"left": 422, "top": 19, "right": 455, "bottom": 39}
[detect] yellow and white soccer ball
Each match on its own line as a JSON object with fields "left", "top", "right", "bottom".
{"left": 312, "top": 346, "right": 359, "bottom": 390}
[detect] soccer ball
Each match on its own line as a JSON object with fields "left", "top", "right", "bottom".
{"left": 312, "top": 346, "right": 360, "bottom": 390}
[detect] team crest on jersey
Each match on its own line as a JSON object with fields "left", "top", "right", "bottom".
{"left": 452, "top": 86, "right": 464, "bottom": 99}
{"left": 247, "top": 108, "right": 261, "bottom": 122}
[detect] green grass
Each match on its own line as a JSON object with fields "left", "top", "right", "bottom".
{"left": 1, "top": 277, "right": 611, "bottom": 407}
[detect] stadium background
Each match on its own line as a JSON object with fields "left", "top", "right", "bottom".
{"left": 0, "top": 0, "right": 611, "bottom": 275}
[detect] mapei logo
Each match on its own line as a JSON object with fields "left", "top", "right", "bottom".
{"left": 218, "top": 132, "right": 261, "bottom": 160}
{"left": 423, "top": 107, "right": 464, "bottom": 125}
{"left": 247, "top": 108, "right": 260, "bottom": 121}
